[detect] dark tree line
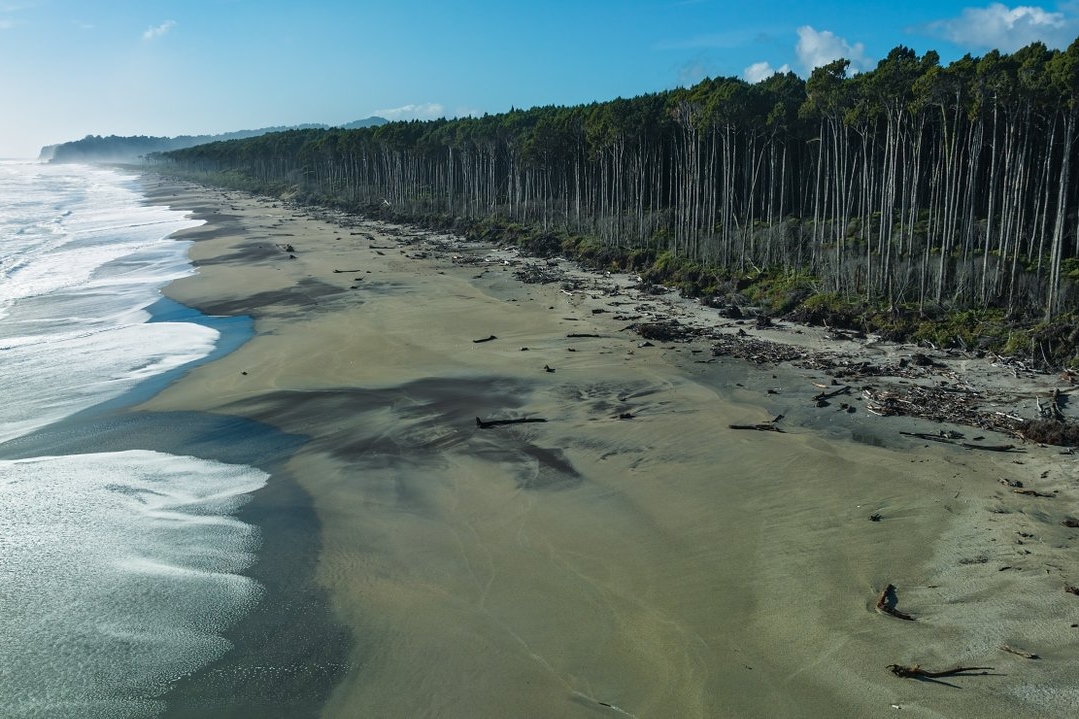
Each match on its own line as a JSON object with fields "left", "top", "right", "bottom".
{"left": 157, "top": 39, "right": 1079, "bottom": 320}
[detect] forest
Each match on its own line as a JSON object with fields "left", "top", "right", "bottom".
{"left": 155, "top": 39, "right": 1079, "bottom": 364}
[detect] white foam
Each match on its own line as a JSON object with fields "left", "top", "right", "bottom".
{"left": 0, "top": 320, "right": 220, "bottom": 444}
{"left": 0, "top": 450, "right": 269, "bottom": 718}
{"left": 0, "top": 161, "right": 218, "bottom": 444}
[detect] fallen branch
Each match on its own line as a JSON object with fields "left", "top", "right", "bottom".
{"left": 729, "top": 423, "right": 785, "bottom": 433}
{"left": 887, "top": 664, "right": 994, "bottom": 679}
{"left": 1013, "top": 488, "right": 1056, "bottom": 498}
{"left": 475, "top": 416, "right": 547, "bottom": 429}
{"left": 1000, "top": 645, "right": 1039, "bottom": 659}
{"left": 472, "top": 335, "right": 498, "bottom": 343}
{"left": 900, "top": 431, "right": 956, "bottom": 444}
{"left": 961, "top": 443, "right": 1021, "bottom": 452}
{"left": 1066, "top": 584, "right": 1079, "bottom": 596}
{"left": 876, "top": 584, "right": 915, "bottom": 621}
{"left": 813, "top": 385, "right": 851, "bottom": 402}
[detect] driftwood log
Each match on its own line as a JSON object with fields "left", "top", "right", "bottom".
{"left": 472, "top": 335, "right": 498, "bottom": 343}
{"left": 876, "top": 584, "right": 915, "bottom": 621}
{"left": 813, "top": 385, "right": 851, "bottom": 402}
{"left": 888, "top": 664, "right": 994, "bottom": 679}
{"left": 475, "top": 417, "right": 548, "bottom": 429}
{"left": 1000, "top": 645, "right": 1039, "bottom": 659}
{"left": 729, "top": 423, "right": 785, "bottom": 432}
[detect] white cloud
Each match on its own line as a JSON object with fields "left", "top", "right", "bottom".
{"left": 142, "top": 20, "right": 175, "bottom": 41}
{"left": 373, "top": 103, "right": 446, "bottom": 121}
{"left": 743, "top": 61, "right": 792, "bottom": 83}
{"left": 796, "top": 26, "right": 873, "bottom": 73}
{"left": 921, "top": 3, "right": 1077, "bottom": 51}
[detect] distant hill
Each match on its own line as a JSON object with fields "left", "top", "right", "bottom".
{"left": 40, "top": 117, "right": 388, "bottom": 163}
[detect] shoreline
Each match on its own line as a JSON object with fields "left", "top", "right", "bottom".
{"left": 138, "top": 174, "right": 1079, "bottom": 717}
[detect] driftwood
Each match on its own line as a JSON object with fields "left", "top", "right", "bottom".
{"left": 1013, "top": 488, "right": 1055, "bottom": 498}
{"left": 1062, "top": 518, "right": 1079, "bottom": 528}
{"left": 475, "top": 416, "right": 548, "bottom": 429}
{"left": 730, "top": 414, "right": 785, "bottom": 433}
{"left": 1065, "top": 584, "right": 1079, "bottom": 595}
{"left": 729, "top": 423, "right": 784, "bottom": 432}
{"left": 876, "top": 584, "right": 915, "bottom": 621}
{"left": 813, "top": 385, "right": 851, "bottom": 402}
{"left": 961, "top": 442, "right": 1021, "bottom": 452}
{"left": 887, "top": 664, "right": 994, "bottom": 680}
{"left": 1000, "top": 645, "right": 1039, "bottom": 659}
{"left": 333, "top": 269, "right": 364, "bottom": 273}
{"left": 900, "top": 431, "right": 957, "bottom": 444}
{"left": 472, "top": 335, "right": 498, "bottom": 343}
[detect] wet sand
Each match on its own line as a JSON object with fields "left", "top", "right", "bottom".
{"left": 139, "top": 177, "right": 1079, "bottom": 718}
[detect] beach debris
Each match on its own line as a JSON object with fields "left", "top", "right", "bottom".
{"left": 635, "top": 320, "right": 696, "bottom": 342}
{"left": 729, "top": 414, "right": 786, "bottom": 433}
{"left": 887, "top": 664, "right": 994, "bottom": 681}
{"left": 1000, "top": 645, "right": 1040, "bottom": 659}
{"left": 869, "top": 513, "right": 882, "bottom": 522}
{"left": 813, "top": 385, "right": 851, "bottom": 403}
{"left": 475, "top": 416, "right": 548, "bottom": 429}
{"left": 544, "top": 364, "right": 555, "bottom": 373}
{"left": 473, "top": 335, "right": 498, "bottom": 343}
{"left": 961, "top": 442, "right": 1021, "bottom": 452}
{"left": 729, "top": 423, "right": 785, "bottom": 432}
{"left": 1066, "top": 584, "right": 1079, "bottom": 596}
{"left": 567, "top": 332, "right": 602, "bottom": 338}
{"left": 1062, "top": 518, "right": 1079, "bottom": 528}
{"left": 876, "top": 584, "right": 915, "bottom": 621}
{"left": 1012, "top": 487, "right": 1056, "bottom": 497}
{"left": 333, "top": 268, "right": 364, "bottom": 273}
{"left": 900, "top": 430, "right": 958, "bottom": 444}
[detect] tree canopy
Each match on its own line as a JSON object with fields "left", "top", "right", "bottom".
{"left": 158, "top": 40, "right": 1079, "bottom": 323}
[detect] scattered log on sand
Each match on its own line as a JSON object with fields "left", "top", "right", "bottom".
{"left": 1065, "top": 584, "right": 1079, "bottom": 595}
{"left": 887, "top": 664, "right": 995, "bottom": 680}
{"left": 1062, "top": 518, "right": 1079, "bottom": 528}
{"left": 566, "top": 333, "right": 602, "bottom": 338}
{"left": 472, "top": 335, "right": 498, "bottom": 343}
{"left": 900, "top": 431, "right": 958, "bottom": 444}
{"left": 475, "top": 417, "right": 548, "bottom": 429}
{"left": 876, "top": 584, "right": 915, "bottom": 621}
{"left": 729, "top": 415, "right": 786, "bottom": 433}
{"left": 961, "top": 442, "right": 1021, "bottom": 452}
{"left": 813, "top": 385, "right": 851, "bottom": 402}
{"left": 729, "top": 423, "right": 784, "bottom": 432}
{"left": 1000, "top": 645, "right": 1040, "bottom": 659}
{"left": 1013, "top": 487, "right": 1056, "bottom": 497}
{"left": 333, "top": 268, "right": 364, "bottom": 273}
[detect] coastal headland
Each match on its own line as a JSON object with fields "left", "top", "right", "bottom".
{"left": 139, "top": 175, "right": 1079, "bottom": 718}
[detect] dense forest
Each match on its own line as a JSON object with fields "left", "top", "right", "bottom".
{"left": 43, "top": 117, "right": 386, "bottom": 163}
{"left": 156, "top": 40, "right": 1079, "bottom": 362}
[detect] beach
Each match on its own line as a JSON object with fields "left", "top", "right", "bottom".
{"left": 136, "top": 176, "right": 1079, "bottom": 718}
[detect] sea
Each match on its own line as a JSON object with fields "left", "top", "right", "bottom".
{"left": 0, "top": 160, "right": 273, "bottom": 718}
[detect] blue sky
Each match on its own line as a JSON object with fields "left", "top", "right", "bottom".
{"left": 2, "top": 1, "right": 1079, "bottom": 157}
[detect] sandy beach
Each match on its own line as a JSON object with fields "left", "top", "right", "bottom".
{"left": 136, "top": 176, "right": 1079, "bottom": 718}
